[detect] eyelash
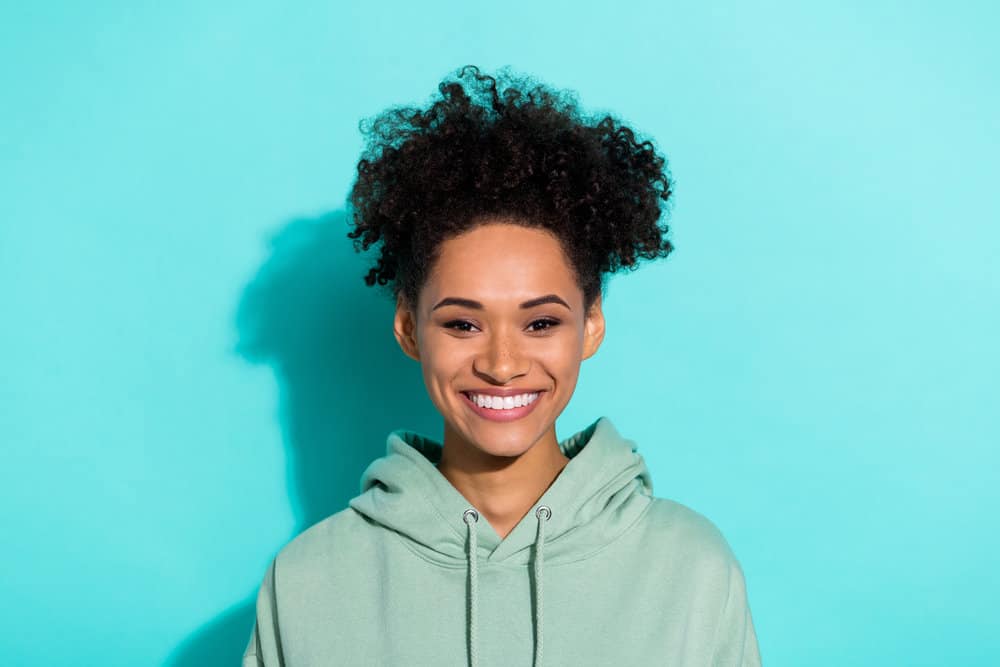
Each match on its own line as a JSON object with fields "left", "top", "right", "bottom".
{"left": 443, "top": 318, "right": 561, "bottom": 334}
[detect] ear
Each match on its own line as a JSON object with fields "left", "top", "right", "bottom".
{"left": 581, "top": 293, "right": 606, "bottom": 361}
{"left": 393, "top": 293, "right": 421, "bottom": 362}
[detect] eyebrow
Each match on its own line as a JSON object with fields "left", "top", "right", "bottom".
{"left": 431, "top": 294, "right": 572, "bottom": 312}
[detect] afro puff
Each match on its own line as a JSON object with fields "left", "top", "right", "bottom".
{"left": 347, "top": 64, "right": 674, "bottom": 312}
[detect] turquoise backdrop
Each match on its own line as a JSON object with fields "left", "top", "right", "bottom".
{"left": 2, "top": 2, "right": 997, "bottom": 665}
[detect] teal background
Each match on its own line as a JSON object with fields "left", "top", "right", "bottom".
{"left": 2, "top": 1, "right": 997, "bottom": 665}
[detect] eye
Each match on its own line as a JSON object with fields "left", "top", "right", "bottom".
{"left": 528, "top": 318, "right": 561, "bottom": 332}
{"left": 443, "top": 319, "right": 479, "bottom": 333}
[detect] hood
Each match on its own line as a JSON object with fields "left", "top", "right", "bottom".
{"left": 349, "top": 415, "right": 654, "bottom": 566}
{"left": 348, "top": 416, "right": 655, "bottom": 667}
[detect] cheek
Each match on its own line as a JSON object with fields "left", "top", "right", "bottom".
{"left": 552, "top": 354, "right": 583, "bottom": 387}
{"left": 537, "top": 332, "right": 585, "bottom": 379}
{"left": 418, "top": 336, "right": 469, "bottom": 390}
{"left": 540, "top": 345, "right": 573, "bottom": 368}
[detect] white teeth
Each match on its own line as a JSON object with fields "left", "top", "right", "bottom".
{"left": 467, "top": 392, "right": 540, "bottom": 410}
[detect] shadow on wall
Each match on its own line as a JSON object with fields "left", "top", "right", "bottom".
{"left": 164, "top": 210, "right": 441, "bottom": 666}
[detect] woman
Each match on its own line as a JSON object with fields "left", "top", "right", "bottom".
{"left": 244, "top": 65, "right": 761, "bottom": 666}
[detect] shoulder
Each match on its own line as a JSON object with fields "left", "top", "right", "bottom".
{"left": 639, "top": 501, "right": 760, "bottom": 663}
{"left": 272, "top": 507, "right": 374, "bottom": 576}
{"left": 635, "top": 497, "right": 751, "bottom": 615}
{"left": 641, "top": 497, "right": 744, "bottom": 572}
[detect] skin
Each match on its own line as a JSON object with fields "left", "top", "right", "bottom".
{"left": 393, "top": 220, "right": 605, "bottom": 540}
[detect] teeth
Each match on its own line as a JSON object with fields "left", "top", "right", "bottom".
{"left": 467, "top": 392, "right": 540, "bottom": 410}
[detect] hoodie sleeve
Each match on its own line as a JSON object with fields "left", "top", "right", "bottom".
{"left": 711, "top": 557, "right": 762, "bottom": 666}
{"left": 242, "top": 559, "right": 285, "bottom": 667}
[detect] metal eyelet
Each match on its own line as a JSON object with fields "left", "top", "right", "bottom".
{"left": 463, "top": 508, "right": 480, "bottom": 524}
{"left": 535, "top": 505, "right": 552, "bottom": 521}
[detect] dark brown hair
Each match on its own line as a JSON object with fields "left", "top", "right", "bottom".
{"left": 347, "top": 65, "right": 675, "bottom": 312}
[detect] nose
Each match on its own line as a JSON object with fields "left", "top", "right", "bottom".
{"left": 473, "top": 326, "right": 529, "bottom": 384}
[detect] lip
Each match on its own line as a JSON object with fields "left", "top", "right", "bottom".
{"left": 460, "top": 390, "right": 545, "bottom": 423}
{"left": 460, "top": 387, "right": 546, "bottom": 397}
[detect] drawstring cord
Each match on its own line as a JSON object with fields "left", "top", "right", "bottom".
{"left": 463, "top": 505, "right": 551, "bottom": 667}
{"left": 533, "top": 505, "right": 550, "bottom": 666}
{"left": 463, "top": 509, "right": 480, "bottom": 667}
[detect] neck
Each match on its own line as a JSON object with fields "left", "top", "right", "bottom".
{"left": 436, "top": 423, "right": 569, "bottom": 540}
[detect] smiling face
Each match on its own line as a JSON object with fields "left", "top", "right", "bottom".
{"left": 393, "top": 220, "right": 606, "bottom": 463}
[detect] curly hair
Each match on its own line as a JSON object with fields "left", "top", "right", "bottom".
{"left": 347, "top": 65, "right": 674, "bottom": 313}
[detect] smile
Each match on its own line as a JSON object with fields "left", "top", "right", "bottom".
{"left": 464, "top": 391, "right": 539, "bottom": 410}
{"left": 460, "top": 391, "right": 544, "bottom": 422}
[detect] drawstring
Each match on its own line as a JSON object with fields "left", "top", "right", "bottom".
{"left": 533, "top": 505, "right": 550, "bottom": 666}
{"left": 463, "top": 509, "right": 480, "bottom": 667}
{"left": 463, "top": 505, "right": 551, "bottom": 667}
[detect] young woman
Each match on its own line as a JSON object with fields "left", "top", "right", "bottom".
{"left": 244, "top": 65, "right": 761, "bottom": 666}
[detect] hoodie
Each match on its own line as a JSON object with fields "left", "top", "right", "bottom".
{"left": 243, "top": 416, "right": 761, "bottom": 666}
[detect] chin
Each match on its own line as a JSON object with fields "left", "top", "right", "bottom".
{"left": 465, "top": 420, "right": 548, "bottom": 456}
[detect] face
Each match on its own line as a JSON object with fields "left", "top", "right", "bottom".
{"left": 393, "top": 221, "right": 605, "bottom": 461}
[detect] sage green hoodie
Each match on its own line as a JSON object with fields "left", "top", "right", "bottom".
{"left": 243, "top": 416, "right": 761, "bottom": 666}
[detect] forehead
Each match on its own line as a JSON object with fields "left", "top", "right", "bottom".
{"left": 422, "top": 222, "right": 580, "bottom": 306}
